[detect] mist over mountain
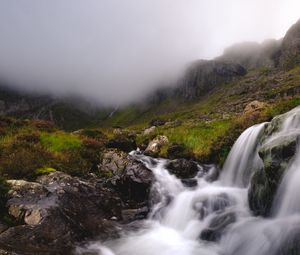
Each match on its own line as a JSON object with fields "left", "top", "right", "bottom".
{"left": 0, "top": 0, "right": 299, "bottom": 106}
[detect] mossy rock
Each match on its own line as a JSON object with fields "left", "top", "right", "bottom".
{"left": 249, "top": 134, "right": 299, "bottom": 216}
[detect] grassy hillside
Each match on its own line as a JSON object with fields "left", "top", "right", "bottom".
{"left": 99, "top": 66, "right": 300, "bottom": 162}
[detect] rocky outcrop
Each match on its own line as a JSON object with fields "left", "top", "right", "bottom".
{"left": 0, "top": 172, "right": 121, "bottom": 254}
{"left": 219, "top": 40, "right": 281, "bottom": 70}
{"left": 175, "top": 60, "right": 246, "bottom": 100}
{"left": 98, "top": 149, "right": 154, "bottom": 207}
{"left": 243, "top": 100, "right": 267, "bottom": 116}
{"left": 248, "top": 108, "right": 300, "bottom": 216}
{"left": 0, "top": 149, "right": 154, "bottom": 254}
{"left": 145, "top": 135, "right": 169, "bottom": 156}
{"left": 166, "top": 159, "right": 199, "bottom": 179}
{"left": 279, "top": 18, "right": 300, "bottom": 68}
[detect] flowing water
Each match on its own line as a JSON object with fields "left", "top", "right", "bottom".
{"left": 77, "top": 107, "right": 300, "bottom": 255}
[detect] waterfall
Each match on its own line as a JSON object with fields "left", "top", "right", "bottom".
{"left": 220, "top": 123, "right": 266, "bottom": 187}
{"left": 77, "top": 107, "right": 300, "bottom": 255}
{"left": 270, "top": 107, "right": 300, "bottom": 217}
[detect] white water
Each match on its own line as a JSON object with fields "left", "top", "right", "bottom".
{"left": 220, "top": 123, "right": 266, "bottom": 188}
{"left": 77, "top": 107, "right": 300, "bottom": 255}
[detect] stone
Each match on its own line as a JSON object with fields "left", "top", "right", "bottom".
{"left": 200, "top": 212, "right": 236, "bottom": 242}
{"left": 143, "top": 126, "right": 156, "bottom": 136}
{"left": 166, "top": 159, "right": 199, "bottom": 179}
{"left": 243, "top": 100, "right": 267, "bottom": 116}
{"left": 0, "top": 172, "right": 123, "bottom": 254}
{"left": 145, "top": 136, "right": 169, "bottom": 155}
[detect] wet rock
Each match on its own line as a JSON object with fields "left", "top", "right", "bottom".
{"left": 194, "top": 193, "right": 233, "bottom": 219}
{"left": 0, "top": 223, "right": 8, "bottom": 235}
{"left": 145, "top": 136, "right": 169, "bottom": 156}
{"left": 181, "top": 179, "right": 198, "bottom": 188}
{"left": 200, "top": 212, "right": 236, "bottom": 242}
{"left": 121, "top": 207, "right": 149, "bottom": 223}
{"left": 98, "top": 149, "right": 129, "bottom": 180}
{"left": 98, "top": 149, "right": 154, "bottom": 207}
{"left": 116, "top": 160, "right": 153, "bottom": 206}
{"left": 166, "top": 159, "right": 199, "bottom": 179}
{"left": 248, "top": 107, "right": 300, "bottom": 216}
{"left": 0, "top": 172, "right": 122, "bottom": 254}
{"left": 249, "top": 135, "right": 299, "bottom": 216}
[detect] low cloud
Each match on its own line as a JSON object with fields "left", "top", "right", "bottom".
{"left": 0, "top": 0, "right": 299, "bottom": 105}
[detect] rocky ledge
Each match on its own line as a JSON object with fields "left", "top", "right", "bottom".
{"left": 0, "top": 150, "right": 154, "bottom": 255}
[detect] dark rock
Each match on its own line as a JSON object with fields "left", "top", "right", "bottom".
{"left": 248, "top": 107, "right": 300, "bottom": 216}
{"left": 98, "top": 150, "right": 154, "bottom": 207}
{"left": 200, "top": 212, "right": 236, "bottom": 242}
{"left": 106, "top": 134, "right": 136, "bottom": 153}
{"left": 219, "top": 40, "right": 281, "bottom": 69}
{"left": 0, "top": 172, "right": 122, "bottom": 255}
{"left": 121, "top": 207, "right": 149, "bottom": 223}
{"left": 115, "top": 160, "right": 153, "bottom": 206}
{"left": 194, "top": 193, "right": 234, "bottom": 220}
{"left": 279, "top": 18, "right": 300, "bottom": 68}
{"left": 0, "top": 223, "right": 8, "bottom": 235}
{"left": 181, "top": 179, "right": 198, "bottom": 188}
{"left": 175, "top": 60, "right": 246, "bottom": 100}
{"left": 166, "top": 143, "right": 192, "bottom": 159}
{"left": 166, "top": 159, "right": 199, "bottom": 179}
{"left": 149, "top": 119, "right": 166, "bottom": 127}
{"left": 249, "top": 135, "right": 299, "bottom": 216}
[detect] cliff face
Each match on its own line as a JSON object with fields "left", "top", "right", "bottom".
{"left": 174, "top": 60, "right": 246, "bottom": 100}
{"left": 219, "top": 40, "right": 282, "bottom": 70}
{"left": 279, "top": 19, "right": 300, "bottom": 68}
{"left": 0, "top": 85, "right": 102, "bottom": 130}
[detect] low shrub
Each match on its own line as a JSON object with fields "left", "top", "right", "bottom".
{"left": 0, "top": 141, "right": 53, "bottom": 180}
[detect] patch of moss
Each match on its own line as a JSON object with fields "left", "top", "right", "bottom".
{"left": 40, "top": 132, "right": 82, "bottom": 152}
{"left": 35, "top": 167, "right": 57, "bottom": 175}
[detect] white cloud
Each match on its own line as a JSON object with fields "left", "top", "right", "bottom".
{"left": 0, "top": 0, "right": 299, "bottom": 105}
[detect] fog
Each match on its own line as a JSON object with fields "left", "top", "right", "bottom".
{"left": 0, "top": 0, "right": 299, "bottom": 105}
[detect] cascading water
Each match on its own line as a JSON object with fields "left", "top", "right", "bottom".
{"left": 77, "top": 107, "right": 300, "bottom": 255}
{"left": 220, "top": 123, "right": 266, "bottom": 187}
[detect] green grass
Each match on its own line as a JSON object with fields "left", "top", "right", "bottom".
{"left": 164, "top": 120, "right": 231, "bottom": 158}
{"left": 264, "top": 97, "right": 300, "bottom": 119}
{"left": 35, "top": 167, "right": 57, "bottom": 175}
{"left": 40, "top": 132, "right": 82, "bottom": 152}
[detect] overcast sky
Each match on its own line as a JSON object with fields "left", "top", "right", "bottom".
{"left": 0, "top": 0, "right": 299, "bottom": 105}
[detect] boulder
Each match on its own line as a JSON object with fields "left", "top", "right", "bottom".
{"left": 200, "top": 212, "right": 236, "bottom": 242}
{"left": 166, "top": 159, "right": 199, "bottom": 179}
{"left": 249, "top": 134, "right": 298, "bottom": 216}
{"left": 0, "top": 172, "right": 122, "bottom": 255}
{"left": 248, "top": 107, "right": 300, "bottom": 216}
{"left": 143, "top": 126, "right": 156, "bottom": 136}
{"left": 98, "top": 149, "right": 154, "bottom": 207}
{"left": 243, "top": 101, "right": 267, "bottom": 116}
{"left": 145, "top": 136, "right": 169, "bottom": 156}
